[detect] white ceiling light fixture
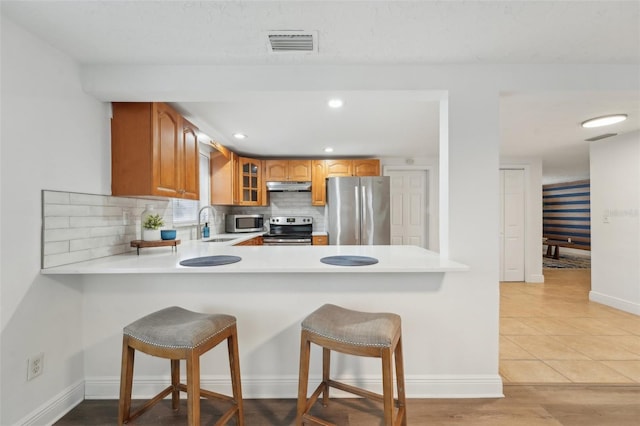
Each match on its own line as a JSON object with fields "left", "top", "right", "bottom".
{"left": 328, "top": 99, "right": 343, "bottom": 108}
{"left": 581, "top": 114, "right": 628, "bottom": 128}
{"left": 233, "top": 133, "right": 248, "bottom": 140}
{"left": 324, "top": 147, "right": 334, "bottom": 153}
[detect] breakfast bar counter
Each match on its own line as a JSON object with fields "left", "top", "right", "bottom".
{"left": 41, "top": 240, "right": 469, "bottom": 274}
{"left": 40, "top": 241, "right": 499, "bottom": 403}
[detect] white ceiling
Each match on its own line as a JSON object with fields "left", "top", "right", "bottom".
{"left": 3, "top": 1, "right": 639, "bottom": 179}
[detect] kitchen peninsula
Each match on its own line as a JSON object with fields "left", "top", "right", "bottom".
{"left": 41, "top": 243, "right": 488, "bottom": 399}
{"left": 41, "top": 238, "right": 468, "bottom": 274}
{"left": 40, "top": 243, "right": 492, "bottom": 401}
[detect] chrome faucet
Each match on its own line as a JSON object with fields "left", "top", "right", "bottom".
{"left": 197, "top": 205, "right": 216, "bottom": 239}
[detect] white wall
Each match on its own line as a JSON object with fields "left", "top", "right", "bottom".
{"left": 0, "top": 16, "right": 111, "bottom": 425}
{"left": 590, "top": 130, "right": 640, "bottom": 314}
{"left": 2, "top": 12, "right": 639, "bottom": 424}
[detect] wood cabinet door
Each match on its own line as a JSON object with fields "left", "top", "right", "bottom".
{"left": 312, "top": 235, "right": 328, "bottom": 245}
{"left": 111, "top": 102, "right": 153, "bottom": 197}
{"left": 211, "top": 151, "right": 237, "bottom": 205}
{"left": 288, "top": 160, "right": 312, "bottom": 181}
{"left": 234, "top": 236, "right": 263, "bottom": 246}
{"left": 180, "top": 118, "right": 200, "bottom": 200}
{"left": 152, "top": 102, "right": 180, "bottom": 197}
{"left": 311, "top": 160, "right": 327, "bottom": 206}
{"left": 238, "top": 157, "right": 262, "bottom": 205}
{"left": 353, "top": 159, "right": 380, "bottom": 176}
{"left": 325, "top": 159, "right": 353, "bottom": 177}
{"left": 264, "top": 160, "right": 288, "bottom": 181}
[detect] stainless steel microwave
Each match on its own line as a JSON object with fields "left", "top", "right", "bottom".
{"left": 225, "top": 214, "right": 264, "bottom": 233}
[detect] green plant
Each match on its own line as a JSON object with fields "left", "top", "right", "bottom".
{"left": 142, "top": 214, "right": 164, "bottom": 230}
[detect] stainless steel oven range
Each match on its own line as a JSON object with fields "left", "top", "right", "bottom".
{"left": 262, "top": 216, "right": 313, "bottom": 246}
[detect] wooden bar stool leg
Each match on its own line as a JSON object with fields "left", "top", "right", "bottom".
{"left": 186, "top": 350, "right": 201, "bottom": 426}
{"left": 171, "top": 359, "right": 180, "bottom": 411}
{"left": 322, "top": 347, "right": 331, "bottom": 407}
{"left": 118, "top": 337, "right": 135, "bottom": 426}
{"left": 381, "top": 347, "right": 394, "bottom": 426}
{"left": 296, "top": 332, "right": 312, "bottom": 426}
{"left": 227, "top": 327, "right": 245, "bottom": 426}
{"left": 395, "top": 337, "right": 407, "bottom": 426}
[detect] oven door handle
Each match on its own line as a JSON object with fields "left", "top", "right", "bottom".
{"left": 263, "top": 238, "right": 311, "bottom": 244}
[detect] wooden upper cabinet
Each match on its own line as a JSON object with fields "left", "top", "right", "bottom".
{"left": 325, "top": 159, "right": 353, "bottom": 177}
{"left": 311, "top": 160, "right": 327, "bottom": 206}
{"left": 265, "top": 159, "right": 311, "bottom": 181}
{"left": 288, "top": 160, "right": 312, "bottom": 180}
{"left": 111, "top": 102, "right": 199, "bottom": 199}
{"left": 211, "top": 150, "right": 238, "bottom": 205}
{"left": 352, "top": 159, "right": 380, "bottom": 176}
{"left": 325, "top": 159, "right": 380, "bottom": 177}
{"left": 180, "top": 118, "right": 200, "bottom": 199}
{"left": 238, "top": 157, "right": 265, "bottom": 206}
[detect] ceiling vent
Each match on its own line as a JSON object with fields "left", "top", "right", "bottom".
{"left": 585, "top": 133, "right": 617, "bottom": 142}
{"left": 266, "top": 31, "right": 318, "bottom": 53}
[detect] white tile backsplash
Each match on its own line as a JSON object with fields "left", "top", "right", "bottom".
{"left": 41, "top": 190, "right": 327, "bottom": 268}
{"left": 42, "top": 190, "right": 173, "bottom": 268}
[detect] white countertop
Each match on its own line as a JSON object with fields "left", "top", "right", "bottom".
{"left": 41, "top": 234, "right": 468, "bottom": 275}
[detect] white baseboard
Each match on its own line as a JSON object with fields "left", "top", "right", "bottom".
{"left": 85, "top": 374, "right": 504, "bottom": 400}
{"left": 15, "top": 380, "right": 84, "bottom": 426}
{"left": 22, "top": 374, "right": 502, "bottom": 424}
{"left": 527, "top": 274, "right": 545, "bottom": 283}
{"left": 589, "top": 291, "right": 640, "bottom": 315}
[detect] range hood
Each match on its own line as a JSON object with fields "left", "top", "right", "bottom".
{"left": 266, "top": 181, "right": 312, "bottom": 192}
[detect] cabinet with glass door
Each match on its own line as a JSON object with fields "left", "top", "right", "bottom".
{"left": 238, "top": 157, "right": 265, "bottom": 206}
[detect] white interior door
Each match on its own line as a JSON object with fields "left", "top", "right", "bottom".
{"left": 500, "top": 169, "right": 525, "bottom": 281}
{"left": 388, "top": 170, "right": 428, "bottom": 247}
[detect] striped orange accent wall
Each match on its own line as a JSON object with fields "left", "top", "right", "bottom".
{"left": 542, "top": 179, "right": 591, "bottom": 250}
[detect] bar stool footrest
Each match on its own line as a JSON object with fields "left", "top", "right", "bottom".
{"left": 302, "top": 413, "right": 337, "bottom": 426}
{"left": 125, "top": 386, "right": 174, "bottom": 424}
{"left": 326, "top": 379, "right": 386, "bottom": 403}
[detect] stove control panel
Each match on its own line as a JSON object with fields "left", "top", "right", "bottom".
{"left": 269, "top": 216, "right": 313, "bottom": 225}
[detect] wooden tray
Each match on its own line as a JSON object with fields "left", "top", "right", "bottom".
{"left": 130, "top": 239, "right": 180, "bottom": 255}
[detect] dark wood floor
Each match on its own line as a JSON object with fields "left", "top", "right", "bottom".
{"left": 55, "top": 384, "right": 640, "bottom": 425}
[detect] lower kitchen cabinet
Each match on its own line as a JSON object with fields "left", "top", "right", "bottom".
{"left": 312, "top": 235, "right": 328, "bottom": 245}
{"left": 234, "top": 236, "right": 263, "bottom": 246}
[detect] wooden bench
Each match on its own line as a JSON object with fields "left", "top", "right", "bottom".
{"left": 543, "top": 238, "right": 589, "bottom": 259}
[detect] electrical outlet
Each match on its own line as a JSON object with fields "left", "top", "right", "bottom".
{"left": 122, "top": 209, "right": 130, "bottom": 225}
{"left": 27, "top": 353, "right": 44, "bottom": 381}
{"left": 567, "top": 237, "right": 572, "bottom": 243}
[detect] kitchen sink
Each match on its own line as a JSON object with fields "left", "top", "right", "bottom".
{"left": 203, "top": 237, "right": 236, "bottom": 243}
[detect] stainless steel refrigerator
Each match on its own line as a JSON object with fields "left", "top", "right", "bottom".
{"left": 326, "top": 176, "right": 390, "bottom": 245}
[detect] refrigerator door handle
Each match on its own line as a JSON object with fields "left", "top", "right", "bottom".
{"left": 361, "top": 185, "right": 367, "bottom": 244}
{"left": 354, "top": 185, "right": 360, "bottom": 244}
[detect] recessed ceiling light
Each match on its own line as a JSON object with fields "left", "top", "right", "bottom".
{"left": 233, "top": 133, "right": 248, "bottom": 140}
{"left": 328, "top": 99, "right": 343, "bottom": 108}
{"left": 581, "top": 114, "right": 627, "bottom": 128}
{"left": 324, "top": 147, "right": 334, "bottom": 153}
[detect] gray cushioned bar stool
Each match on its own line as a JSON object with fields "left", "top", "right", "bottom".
{"left": 296, "top": 304, "right": 407, "bottom": 426}
{"left": 118, "top": 306, "right": 244, "bottom": 426}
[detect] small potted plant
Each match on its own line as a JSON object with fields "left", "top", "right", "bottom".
{"left": 142, "top": 213, "right": 165, "bottom": 241}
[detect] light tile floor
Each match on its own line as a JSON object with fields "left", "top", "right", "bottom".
{"left": 500, "top": 269, "right": 640, "bottom": 384}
